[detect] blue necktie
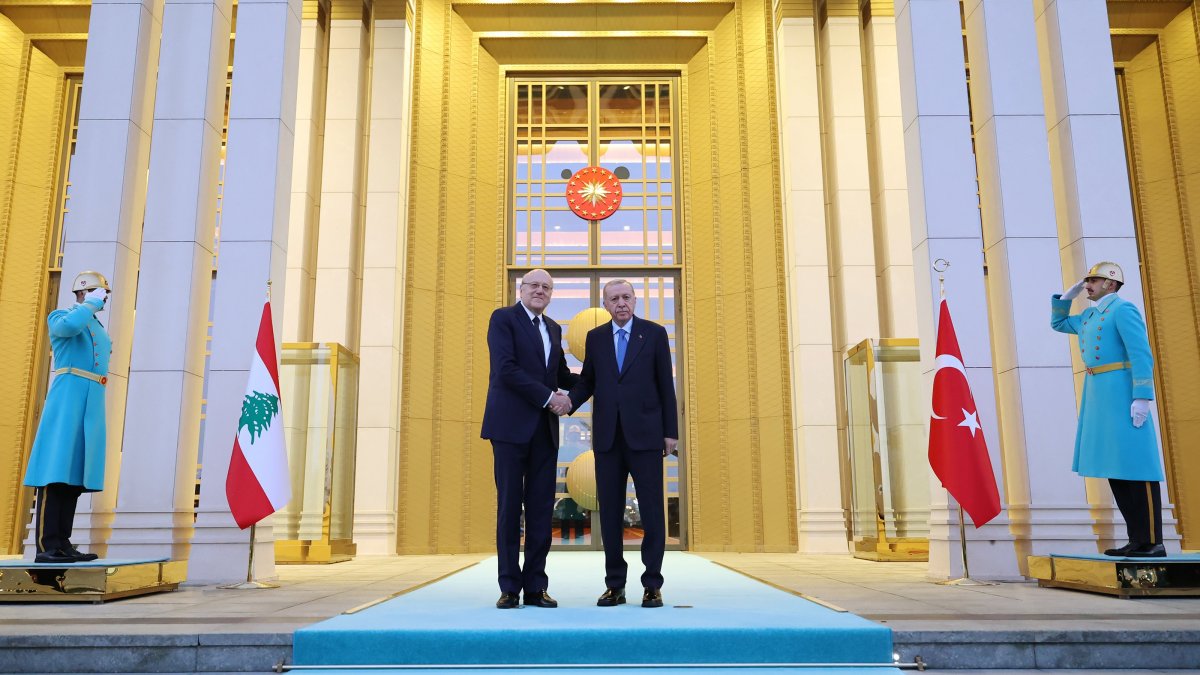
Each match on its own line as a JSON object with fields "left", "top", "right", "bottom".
{"left": 616, "top": 328, "right": 628, "bottom": 373}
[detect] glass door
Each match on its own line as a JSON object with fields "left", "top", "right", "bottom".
{"left": 507, "top": 70, "right": 684, "bottom": 551}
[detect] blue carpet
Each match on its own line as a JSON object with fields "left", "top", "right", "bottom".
{"left": 300, "top": 662, "right": 902, "bottom": 667}
{"left": 1049, "top": 553, "right": 1200, "bottom": 562}
{"left": 293, "top": 552, "right": 894, "bottom": 670}
{"left": 298, "top": 669, "right": 903, "bottom": 674}
{"left": 0, "top": 557, "right": 167, "bottom": 567}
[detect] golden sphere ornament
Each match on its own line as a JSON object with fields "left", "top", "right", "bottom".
{"left": 567, "top": 307, "right": 612, "bottom": 362}
{"left": 566, "top": 450, "right": 599, "bottom": 512}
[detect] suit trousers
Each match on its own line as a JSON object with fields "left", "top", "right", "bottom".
{"left": 1109, "top": 478, "right": 1163, "bottom": 546}
{"left": 595, "top": 418, "right": 665, "bottom": 590}
{"left": 34, "top": 482, "right": 84, "bottom": 553}
{"left": 492, "top": 414, "right": 558, "bottom": 595}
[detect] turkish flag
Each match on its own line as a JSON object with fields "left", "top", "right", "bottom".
{"left": 928, "top": 297, "right": 1002, "bottom": 527}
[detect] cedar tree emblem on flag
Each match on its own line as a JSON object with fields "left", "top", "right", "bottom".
{"left": 928, "top": 296, "right": 1002, "bottom": 527}
{"left": 225, "top": 299, "right": 290, "bottom": 529}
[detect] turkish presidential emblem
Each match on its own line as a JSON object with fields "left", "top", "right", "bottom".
{"left": 567, "top": 166, "right": 623, "bottom": 220}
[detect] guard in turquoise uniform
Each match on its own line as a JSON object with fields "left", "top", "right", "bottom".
{"left": 1051, "top": 262, "right": 1165, "bottom": 558}
{"left": 23, "top": 271, "right": 112, "bottom": 563}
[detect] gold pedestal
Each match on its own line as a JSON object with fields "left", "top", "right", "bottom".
{"left": 1029, "top": 554, "right": 1200, "bottom": 597}
{"left": 275, "top": 538, "right": 356, "bottom": 564}
{"left": 0, "top": 559, "right": 186, "bottom": 603}
{"left": 851, "top": 538, "right": 929, "bottom": 562}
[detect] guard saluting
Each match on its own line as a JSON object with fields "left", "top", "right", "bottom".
{"left": 1051, "top": 262, "right": 1166, "bottom": 558}
{"left": 23, "top": 271, "right": 113, "bottom": 563}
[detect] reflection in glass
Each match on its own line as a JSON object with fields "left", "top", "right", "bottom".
{"left": 844, "top": 339, "right": 929, "bottom": 561}
{"left": 275, "top": 343, "right": 359, "bottom": 563}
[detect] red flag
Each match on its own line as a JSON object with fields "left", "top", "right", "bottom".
{"left": 225, "top": 300, "right": 290, "bottom": 529}
{"left": 928, "top": 297, "right": 1001, "bottom": 527}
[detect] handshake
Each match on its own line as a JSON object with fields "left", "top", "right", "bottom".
{"left": 548, "top": 390, "right": 573, "bottom": 416}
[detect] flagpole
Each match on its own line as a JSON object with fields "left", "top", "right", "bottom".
{"left": 219, "top": 280, "right": 281, "bottom": 591}
{"left": 932, "top": 258, "right": 995, "bottom": 587}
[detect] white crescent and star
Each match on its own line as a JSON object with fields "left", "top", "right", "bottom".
{"left": 931, "top": 353, "right": 981, "bottom": 435}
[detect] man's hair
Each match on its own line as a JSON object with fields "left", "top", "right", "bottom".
{"left": 603, "top": 279, "right": 635, "bottom": 298}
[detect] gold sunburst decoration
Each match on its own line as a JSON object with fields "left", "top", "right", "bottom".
{"left": 567, "top": 166, "right": 623, "bottom": 221}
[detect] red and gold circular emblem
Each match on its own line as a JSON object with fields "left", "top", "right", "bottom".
{"left": 567, "top": 166, "right": 623, "bottom": 220}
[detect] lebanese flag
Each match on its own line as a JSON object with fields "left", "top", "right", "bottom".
{"left": 225, "top": 300, "right": 290, "bottom": 529}
{"left": 928, "top": 296, "right": 1002, "bottom": 527}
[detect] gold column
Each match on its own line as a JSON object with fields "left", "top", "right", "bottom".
{"left": 1116, "top": 7, "right": 1200, "bottom": 549}
{"left": 397, "top": 0, "right": 502, "bottom": 553}
{"left": 681, "top": 0, "right": 797, "bottom": 552}
{"left": 0, "top": 16, "right": 67, "bottom": 553}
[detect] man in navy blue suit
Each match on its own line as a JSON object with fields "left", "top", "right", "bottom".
{"left": 568, "top": 279, "right": 678, "bottom": 608}
{"left": 481, "top": 269, "right": 578, "bottom": 609}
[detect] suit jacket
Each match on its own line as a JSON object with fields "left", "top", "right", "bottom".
{"left": 569, "top": 316, "right": 678, "bottom": 452}
{"left": 481, "top": 302, "right": 578, "bottom": 446}
{"left": 24, "top": 299, "right": 111, "bottom": 491}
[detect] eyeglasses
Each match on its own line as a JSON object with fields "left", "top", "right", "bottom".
{"left": 522, "top": 282, "right": 553, "bottom": 292}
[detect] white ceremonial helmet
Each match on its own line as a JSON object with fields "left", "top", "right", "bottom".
{"left": 1083, "top": 261, "right": 1123, "bottom": 285}
{"left": 72, "top": 270, "right": 111, "bottom": 292}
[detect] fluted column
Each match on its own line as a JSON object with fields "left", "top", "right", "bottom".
{"left": 283, "top": 3, "right": 329, "bottom": 343}
{"left": 51, "top": 0, "right": 164, "bottom": 556}
{"left": 355, "top": 16, "right": 410, "bottom": 554}
{"left": 778, "top": 17, "right": 843, "bottom": 552}
{"left": 188, "top": 0, "right": 302, "bottom": 583}
{"left": 896, "top": 0, "right": 1016, "bottom": 579}
{"left": 105, "top": 0, "right": 232, "bottom": 560}
{"left": 961, "top": 0, "right": 1094, "bottom": 568}
{"left": 312, "top": 11, "right": 370, "bottom": 349}
{"left": 862, "top": 12, "right": 917, "bottom": 339}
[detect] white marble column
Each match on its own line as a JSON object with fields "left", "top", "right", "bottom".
{"left": 355, "top": 18, "right": 410, "bottom": 554}
{"left": 105, "top": 0, "right": 232, "bottom": 560}
{"left": 283, "top": 8, "right": 329, "bottom": 343}
{"left": 777, "top": 18, "right": 845, "bottom": 553}
{"left": 896, "top": 0, "right": 1017, "bottom": 580}
{"left": 1033, "top": 0, "right": 1179, "bottom": 551}
{"left": 862, "top": 14, "right": 917, "bottom": 339}
{"left": 312, "top": 14, "right": 370, "bottom": 349}
{"left": 819, "top": 16, "right": 882, "bottom": 351}
{"left": 962, "top": 0, "right": 1094, "bottom": 566}
{"left": 50, "top": 0, "right": 164, "bottom": 556}
{"left": 188, "top": 0, "right": 301, "bottom": 583}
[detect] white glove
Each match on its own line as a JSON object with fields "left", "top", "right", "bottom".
{"left": 1061, "top": 280, "right": 1086, "bottom": 301}
{"left": 84, "top": 287, "right": 107, "bottom": 307}
{"left": 1131, "top": 399, "right": 1151, "bottom": 429}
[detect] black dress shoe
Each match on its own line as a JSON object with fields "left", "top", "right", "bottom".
{"left": 642, "top": 588, "right": 663, "bottom": 608}
{"left": 597, "top": 588, "right": 626, "bottom": 606}
{"left": 67, "top": 547, "right": 99, "bottom": 562}
{"left": 1104, "top": 542, "right": 1136, "bottom": 557}
{"left": 524, "top": 590, "right": 558, "bottom": 608}
{"left": 1127, "top": 543, "right": 1167, "bottom": 558}
{"left": 496, "top": 592, "right": 520, "bottom": 609}
{"left": 34, "top": 549, "right": 77, "bottom": 564}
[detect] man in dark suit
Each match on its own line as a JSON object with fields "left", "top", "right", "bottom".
{"left": 568, "top": 279, "right": 678, "bottom": 608}
{"left": 481, "top": 269, "right": 577, "bottom": 609}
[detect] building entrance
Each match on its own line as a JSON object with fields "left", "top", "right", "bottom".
{"left": 507, "top": 77, "right": 685, "bottom": 550}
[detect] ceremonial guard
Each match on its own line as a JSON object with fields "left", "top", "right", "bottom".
{"left": 23, "top": 271, "right": 112, "bottom": 563}
{"left": 1051, "top": 262, "right": 1166, "bottom": 557}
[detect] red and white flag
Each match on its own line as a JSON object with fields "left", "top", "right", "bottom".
{"left": 225, "top": 300, "right": 290, "bottom": 529}
{"left": 928, "top": 296, "right": 1001, "bottom": 527}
